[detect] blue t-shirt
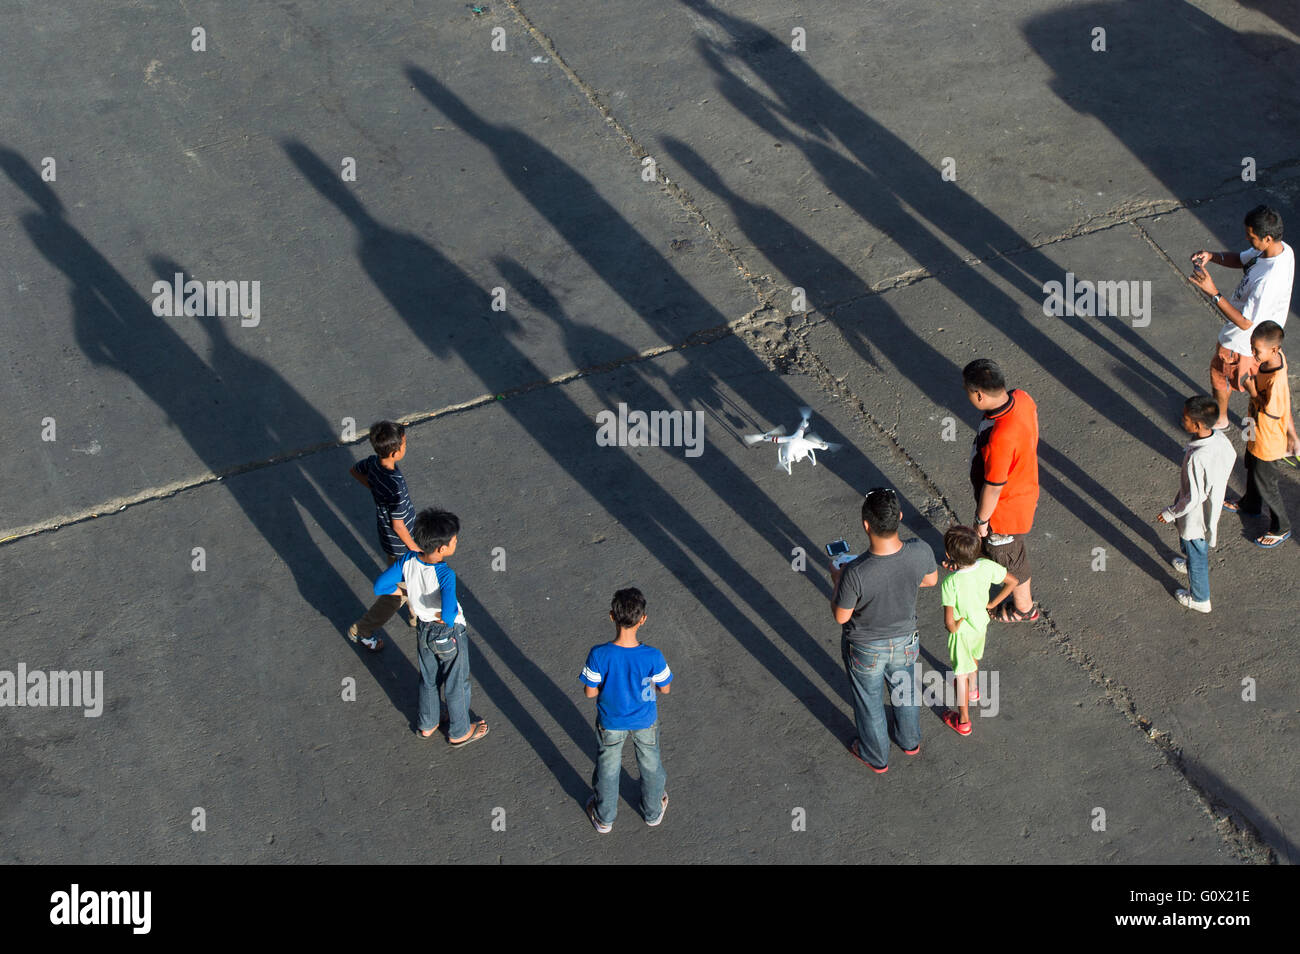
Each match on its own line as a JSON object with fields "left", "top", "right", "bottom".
{"left": 580, "top": 643, "right": 672, "bottom": 731}
{"left": 356, "top": 455, "right": 415, "bottom": 556}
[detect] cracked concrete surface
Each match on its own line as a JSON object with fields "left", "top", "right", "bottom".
{"left": 1, "top": 0, "right": 1296, "bottom": 864}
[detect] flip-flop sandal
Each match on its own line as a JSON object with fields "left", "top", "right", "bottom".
{"left": 1254, "top": 531, "right": 1291, "bottom": 548}
{"left": 347, "top": 627, "right": 385, "bottom": 652}
{"left": 449, "top": 720, "right": 489, "bottom": 747}
{"left": 968, "top": 684, "right": 980, "bottom": 702}
{"left": 943, "top": 711, "right": 973, "bottom": 736}
{"left": 418, "top": 720, "right": 448, "bottom": 739}
{"left": 849, "top": 739, "right": 888, "bottom": 773}
{"left": 994, "top": 603, "right": 1038, "bottom": 623}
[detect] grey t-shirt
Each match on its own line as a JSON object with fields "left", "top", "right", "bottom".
{"left": 834, "top": 539, "right": 937, "bottom": 644}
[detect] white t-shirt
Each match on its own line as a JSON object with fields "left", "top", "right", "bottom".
{"left": 1218, "top": 242, "right": 1295, "bottom": 354}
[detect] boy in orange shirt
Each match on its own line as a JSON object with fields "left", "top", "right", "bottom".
{"left": 1224, "top": 321, "right": 1300, "bottom": 547}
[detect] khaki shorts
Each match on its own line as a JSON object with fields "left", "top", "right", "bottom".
{"left": 983, "top": 535, "right": 1030, "bottom": 582}
{"left": 1210, "top": 344, "right": 1258, "bottom": 394}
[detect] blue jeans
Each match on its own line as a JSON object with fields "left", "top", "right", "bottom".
{"left": 591, "top": 722, "right": 666, "bottom": 826}
{"left": 842, "top": 632, "right": 921, "bottom": 768}
{"left": 1180, "top": 537, "right": 1210, "bottom": 603}
{"left": 416, "top": 620, "right": 471, "bottom": 738}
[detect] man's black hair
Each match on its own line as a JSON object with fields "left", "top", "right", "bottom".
{"left": 861, "top": 487, "right": 901, "bottom": 535}
{"left": 1244, "top": 205, "right": 1283, "bottom": 242}
{"left": 413, "top": 508, "right": 459, "bottom": 553}
{"left": 611, "top": 588, "right": 647, "bottom": 629}
{"left": 962, "top": 358, "right": 1006, "bottom": 395}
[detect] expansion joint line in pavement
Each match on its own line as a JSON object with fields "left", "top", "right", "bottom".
{"left": 504, "top": 2, "right": 1285, "bottom": 862}
{"left": 0, "top": 321, "right": 743, "bottom": 548}
{"left": 759, "top": 318, "right": 1274, "bottom": 864}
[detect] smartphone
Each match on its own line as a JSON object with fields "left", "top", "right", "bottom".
{"left": 825, "top": 539, "right": 850, "bottom": 558}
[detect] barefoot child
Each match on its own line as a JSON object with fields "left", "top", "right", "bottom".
{"left": 940, "top": 525, "right": 1016, "bottom": 735}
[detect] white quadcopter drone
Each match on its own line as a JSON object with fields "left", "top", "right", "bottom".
{"left": 744, "top": 407, "right": 842, "bottom": 474}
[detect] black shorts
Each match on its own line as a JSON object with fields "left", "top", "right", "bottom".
{"left": 982, "top": 536, "right": 1030, "bottom": 581}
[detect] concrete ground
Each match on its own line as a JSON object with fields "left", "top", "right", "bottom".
{"left": 1, "top": 0, "right": 1296, "bottom": 864}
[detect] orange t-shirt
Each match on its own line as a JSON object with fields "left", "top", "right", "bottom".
{"left": 970, "top": 389, "right": 1040, "bottom": 535}
{"left": 1248, "top": 352, "right": 1291, "bottom": 461}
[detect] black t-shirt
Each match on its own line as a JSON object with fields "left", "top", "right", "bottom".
{"left": 834, "top": 539, "right": 937, "bottom": 644}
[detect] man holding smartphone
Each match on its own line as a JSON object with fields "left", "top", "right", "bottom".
{"left": 1189, "top": 205, "right": 1294, "bottom": 430}
{"left": 830, "top": 488, "right": 938, "bottom": 773}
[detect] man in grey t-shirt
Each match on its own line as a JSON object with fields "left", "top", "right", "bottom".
{"left": 831, "top": 488, "right": 938, "bottom": 772}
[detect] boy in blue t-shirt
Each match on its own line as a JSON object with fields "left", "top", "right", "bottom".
{"left": 579, "top": 588, "right": 673, "bottom": 833}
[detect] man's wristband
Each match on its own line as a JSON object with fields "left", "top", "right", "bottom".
{"left": 975, "top": 517, "right": 990, "bottom": 526}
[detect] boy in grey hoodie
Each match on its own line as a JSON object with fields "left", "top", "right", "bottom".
{"left": 1156, "top": 396, "right": 1237, "bottom": 612}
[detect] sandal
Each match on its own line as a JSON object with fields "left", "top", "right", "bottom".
{"left": 347, "top": 625, "right": 384, "bottom": 652}
{"left": 1221, "top": 499, "right": 1240, "bottom": 513}
{"left": 449, "top": 720, "right": 489, "bottom": 747}
{"left": 418, "top": 719, "right": 448, "bottom": 739}
{"left": 849, "top": 739, "right": 888, "bottom": 773}
{"left": 993, "top": 602, "right": 1038, "bottom": 623}
{"left": 1254, "top": 530, "right": 1291, "bottom": 549}
{"left": 943, "top": 710, "right": 973, "bottom": 736}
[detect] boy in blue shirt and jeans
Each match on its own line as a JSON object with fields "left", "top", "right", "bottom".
{"left": 579, "top": 588, "right": 673, "bottom": 833}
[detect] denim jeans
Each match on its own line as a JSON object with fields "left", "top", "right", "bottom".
{"left": 416, "top": 619, "right": 471, "bottom": 738}
{"left": 1180, "top": 537, "right": 1210, "bottom": 603}
{"left": 591, "top": 722, "right": 666, "bottom": 826}
{"left": 841, "top": 631, "right": 921, "bottom": 769}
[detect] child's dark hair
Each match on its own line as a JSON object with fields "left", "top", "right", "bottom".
{"left": 861, "top": 487, "right": 901, "bottom": 534}
{"left": 413, "top": 509, "right": 459, "bottom": 553}
{"left": 1244, "top": 205, "right": 1283, "bottom": 242}
{"left": 611, "top": 588, "right": 647, "bottom": 629}
{"left": 962, "top": 358, "right": 1006, "bottom": 395}
{"left": 1183, "top": 395, "right": 1219, "bottom": 430}
{"left": 944, "top": 525, "right": 982, "bottom": 568}
{"left": 369, "top": 420, "right": 407, "bottom": 458}
{"left": 1251, "top": 320, "right": 1284, "bottom": 347}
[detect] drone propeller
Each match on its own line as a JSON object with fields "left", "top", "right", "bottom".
{"left": 743, "top": 424, "right": 787, "bottom": 445}
{"left": 804, "top": 434, "right": 842, "bottom": 452}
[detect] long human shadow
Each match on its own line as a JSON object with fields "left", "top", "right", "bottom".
{"left": 663, "top": 139, "right": 1176, "bottom": 584}
{"left": 494, "top": 255, "right": 857, "bottom": 602}
{"left": 456, "top": 582, "right": 589, "bottom": 801}
{"left": 402, "top": 67, "right": 948, "bottom": 558}
{"left": 284, "top": 138, "right": 912, "bottom": 743}
{"left": 1024, "top": 0, "right": 1299, "bottom": 328}
{"left": 1025, "top": 0, "right": 1299, "bottom": 518}
{"left": 1027, "top": 0, "right": 1300, "bottom": 204}
{"left": 679, "top": 0, "right": 1199, "bottom": 456}
{"left": 0, "top": 147, "right": 414, "bottom": 718}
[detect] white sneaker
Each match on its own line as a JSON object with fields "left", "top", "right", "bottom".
{"left": 1175, "top": 589, "right": 1211, "bottom": 613}
{"left": 1171, "top": 557, "right": 1188, "bottom": 575}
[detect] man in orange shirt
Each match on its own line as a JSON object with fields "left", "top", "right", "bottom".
{"left": 963, "top": 359, "right": 1040, "bottom": 622}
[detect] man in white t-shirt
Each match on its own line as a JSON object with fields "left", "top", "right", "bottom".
{"left": 1190, "top": 205, "right": 1295, "bottom": 430}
